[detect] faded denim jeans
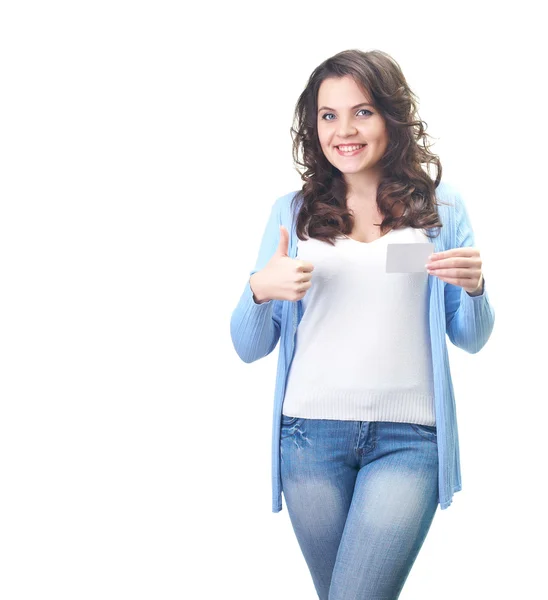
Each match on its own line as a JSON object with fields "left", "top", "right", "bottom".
{"left": 280, "top": 416, "right": 439, "bottom": 600}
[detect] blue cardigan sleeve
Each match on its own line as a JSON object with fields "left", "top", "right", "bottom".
{"left": 230, "top": 197, "right": 284, "bottom": 363}
{"left": 444, "top": 191, "right": 495, "bottom": 354}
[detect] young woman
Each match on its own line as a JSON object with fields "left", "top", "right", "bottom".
{"left": 230, "top": 49, "right": 495, "bottom": 600}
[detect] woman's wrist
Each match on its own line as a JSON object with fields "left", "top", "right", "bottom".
{"left": 250, "top": 272, "right": 271, "bottom": 304}
{"left": 466, "top": 274, "right": 484, "bottom": 297}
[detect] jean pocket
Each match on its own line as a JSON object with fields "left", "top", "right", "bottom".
{"left": 281, "top": 414, "right": 300, "bottom": 426}
{"left": 280, "top": 414, "right": 304, "bottom": 442}
{"left": 410, "top": 423, "right": 437, "bottom": 444}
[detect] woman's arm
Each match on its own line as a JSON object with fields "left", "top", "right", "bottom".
{"left": 230, "top": 197, "right": 284, "bottom": 363}
{"left": 444, "top": 191, "right": 495, "bottom": 353}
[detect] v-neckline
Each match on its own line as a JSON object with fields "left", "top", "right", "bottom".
{"left": 341, "top": 228, "right": 396, "bottom": 245}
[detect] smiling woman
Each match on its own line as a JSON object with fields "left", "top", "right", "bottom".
{"left": 231, "top": 47, "right": 495, "bottom": 600}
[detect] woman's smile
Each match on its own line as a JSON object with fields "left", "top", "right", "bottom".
{"left": 335, "top": 144, "right": 367, "bottom": 157}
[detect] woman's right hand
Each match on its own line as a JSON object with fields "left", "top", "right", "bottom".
{"left": 251, "top": 225, "right": 315, "bottom": 303}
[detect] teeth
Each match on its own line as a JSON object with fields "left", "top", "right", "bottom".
{"left": 338, "top": 144, "right": 365, "bottom": 152}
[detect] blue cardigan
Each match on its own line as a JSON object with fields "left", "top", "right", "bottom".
{"left": 230, "top": 181, "right": 495, "bottom": 513}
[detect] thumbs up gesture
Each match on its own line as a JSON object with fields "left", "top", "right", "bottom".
{"left": 250, "top": 225, "right": 315, "bottom": 303}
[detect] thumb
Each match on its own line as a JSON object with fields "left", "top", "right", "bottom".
{"left": 276, "top": 225, "right": 289, "bottom": 257}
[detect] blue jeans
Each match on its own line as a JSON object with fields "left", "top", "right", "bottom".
{"left": 280, "top": 416, "right": 439, "bottom": 600}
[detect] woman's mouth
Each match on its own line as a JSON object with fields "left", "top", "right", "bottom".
{"left": 335, "top": 144, "right": 367, "bottom": 156}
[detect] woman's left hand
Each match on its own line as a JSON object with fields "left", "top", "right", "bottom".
{"left": 426, "top": 247, "right": 484, "bottom": 295}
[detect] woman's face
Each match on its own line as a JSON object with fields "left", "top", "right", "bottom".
{"left": 316, "top": 75, "right": 389, "bottom": 175}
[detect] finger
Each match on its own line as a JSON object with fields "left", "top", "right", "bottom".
{"left": 277, "top": 226, "right": 289, "bottom": 256}
{"left": 427, "top": 256, "right": 481, "bottom": 270}
{"left": 429, "top": 273, "right": 477, "bottom": 287}
{"left": 430, "top": 247, "right": 479, "bottom": 261}
{"left": 427, "top": 268, "right": 479, "bottom": 278}
{"left": 297, "top": 260, "right": 315, "bottom": 273}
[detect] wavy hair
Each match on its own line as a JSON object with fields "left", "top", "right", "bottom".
{"left": 290, "top": 49, "right": 448, "bottom": 245}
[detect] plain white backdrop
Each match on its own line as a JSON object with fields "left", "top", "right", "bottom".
{"left": 0, "top": 1, "right": 546, "bottom": 598}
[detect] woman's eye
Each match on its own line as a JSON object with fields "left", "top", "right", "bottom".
{"left": 321, "top": 109, "right": 372, "bottom": 121}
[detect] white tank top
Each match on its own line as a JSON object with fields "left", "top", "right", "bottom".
{"left": 282, "top": 227, "right": 436, "bottom": 425}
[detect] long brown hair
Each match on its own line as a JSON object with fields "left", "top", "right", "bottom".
{"left": 290, "top": 49, "right": 448, "bottom": 245}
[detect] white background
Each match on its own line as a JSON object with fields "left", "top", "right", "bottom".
{"left": 1, "top": 1, "right": 546, "bottom": 598}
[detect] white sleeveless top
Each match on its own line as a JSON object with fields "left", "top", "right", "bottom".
{"left": 281, "top": 226, "right": 436, "bottom": 425}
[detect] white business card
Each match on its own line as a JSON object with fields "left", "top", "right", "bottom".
{"left": 386, "top": 242, "right": 434, "bottom": 273}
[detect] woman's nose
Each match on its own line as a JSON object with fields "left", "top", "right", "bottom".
{"left": 338, "top": 121, "right": 358, "bottom": 136}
